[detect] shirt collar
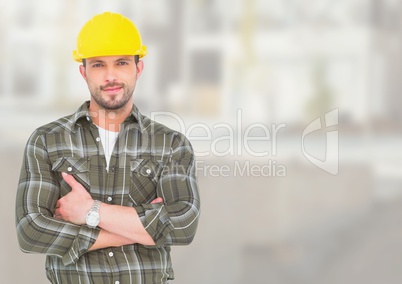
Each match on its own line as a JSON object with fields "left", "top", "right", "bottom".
{"left": 70, "top": 101, "right": 144, "bottom": 132}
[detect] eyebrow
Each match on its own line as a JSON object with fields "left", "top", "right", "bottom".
{"left": 116, "top": 57, "right": 134, "bottom": 62}
{"left": 87, "top": 60, "right": 104, "bottom": 65}
{"left": 87, "top": 57, "right": 134, "bottom": 65}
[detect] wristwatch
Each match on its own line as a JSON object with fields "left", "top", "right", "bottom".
{"left": 85, "top": 200, "right": 101, "bottom": 228}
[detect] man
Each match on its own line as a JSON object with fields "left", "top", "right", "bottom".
{"left": 15, "top": 12, "right": 200, "bottom": 284}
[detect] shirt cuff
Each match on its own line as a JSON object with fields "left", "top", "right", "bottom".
{"left": 62, "top": 225, "right": 100, "bottom": 266}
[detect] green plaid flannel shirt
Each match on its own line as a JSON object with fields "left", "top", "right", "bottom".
{"left": 16, "top": 102, "right": 200, "bottom": 284}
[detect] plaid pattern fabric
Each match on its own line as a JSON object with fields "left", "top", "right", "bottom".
{"left": 16, "top": 102, "right": 200, "bottom": 284}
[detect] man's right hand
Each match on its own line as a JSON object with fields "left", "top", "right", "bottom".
{"left": 150, "top": 197, "right": 163, "bottom": 204}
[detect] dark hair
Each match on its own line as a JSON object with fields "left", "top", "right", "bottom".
{"left": 82, "top": 55, "right": 140, "bottom": 67}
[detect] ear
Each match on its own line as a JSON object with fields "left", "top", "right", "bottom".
{"left": 136, "top": 60, "right": 144, "bottom": 78}
{"left": 79, "top": 65, "right": 87, "bottom": 81}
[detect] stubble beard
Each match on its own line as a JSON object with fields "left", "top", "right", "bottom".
{"left": 89, "top": 82, "right": 135, "bottom": 112}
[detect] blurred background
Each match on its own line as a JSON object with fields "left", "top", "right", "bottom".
{"left": 2, "top": 0, "right": 402, "bottom": 283}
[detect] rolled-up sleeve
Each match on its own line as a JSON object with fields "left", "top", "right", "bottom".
{"left": 15, "top": 130, "right": 99, "bottom": 266}
{"left": 135, "top": 133, "right": 200, "bottom": 247}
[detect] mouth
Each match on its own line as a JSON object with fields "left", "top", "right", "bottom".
{"left": 101, "top": 85, "right": 123, "bottom": 95}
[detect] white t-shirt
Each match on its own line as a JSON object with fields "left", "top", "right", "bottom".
{"left": 97, "top": 126, "right": 119, "bottom": 171}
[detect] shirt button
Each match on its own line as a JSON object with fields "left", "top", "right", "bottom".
{"left": 107, "top": 196, "right": 112, "bottom": 202}
{"left": 96, "top": 137, "right": 101, "bottom": 142}
{"left": 146, "top": 168, "right": 151, "bottom": 175}
{"left": 115, "top": 281, "right": 120, "bottom": 284}
{"left": 67, "top": 167, "right": 72, "bottom": 172}
{"left": 109, "top": 252, "right": 114, "bottom": 257}
{"left": 86, "top": 116, "right": 90, "bottom": 121}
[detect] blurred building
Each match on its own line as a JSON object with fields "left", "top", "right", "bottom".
{"left": 1, "top": 0, "right": 402, "bottom": 127}
{"left": 2, "top": 1, "right": 402, "bottom": 284}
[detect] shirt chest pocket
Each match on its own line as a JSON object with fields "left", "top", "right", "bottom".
{"left": 52, "top": 157, "right": 90, "bottom": 195}
{"left": 129, "top": 158, "right": 163, "bottom": 205}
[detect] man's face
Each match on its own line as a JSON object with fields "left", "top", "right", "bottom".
{"left": 79, "top": 55, "right": 143, "bottom": 111}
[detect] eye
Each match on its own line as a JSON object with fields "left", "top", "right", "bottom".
{"left": 117, "top": 61, "right": 129, "bottom": 66}
{"left": 92, "top": 63, "right": 103, "bottom": 68}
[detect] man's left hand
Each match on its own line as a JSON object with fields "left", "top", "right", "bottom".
{"left": 54, "top": 172, "right": 93, "bottom": 225}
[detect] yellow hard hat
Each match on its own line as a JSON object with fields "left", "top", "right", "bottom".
{"left": 72, "top": 12, "right": 147, "bottom": 62}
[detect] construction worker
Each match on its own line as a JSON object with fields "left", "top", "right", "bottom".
{"left": 16, "top": 12, "right": 200, "bottom": 284}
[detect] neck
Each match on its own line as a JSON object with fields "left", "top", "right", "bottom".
{"left": 88, "top": 103, "right": 132, "bottom": 132}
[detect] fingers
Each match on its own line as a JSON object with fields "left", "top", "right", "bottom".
{"left": 151, "top": 197, "right": 164, "bottom": 204}
{"left": 54, "top": 199, "right": 61, "bottom": 219}
{"left": 54, "top": 207, "right": 61, "bottom": 219}
{"left": 62, "top": 172, "right": 80, "bottom": 189}
{"left": 54, "top": 212, "right": 61, "bottom": 219}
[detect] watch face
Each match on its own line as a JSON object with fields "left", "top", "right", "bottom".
{"left": 86, "top": 212, "right": 100, "bottom": 227}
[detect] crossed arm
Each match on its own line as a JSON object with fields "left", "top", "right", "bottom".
{"left": 16, "top": 130, "right": 200, "bottom": 266}
{"left": 54, "top": 172, "right": 163, "bottom": 250}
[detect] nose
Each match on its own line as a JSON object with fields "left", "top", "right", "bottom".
{"left": 105, "top": 66, "right": 118, "bottom": 83}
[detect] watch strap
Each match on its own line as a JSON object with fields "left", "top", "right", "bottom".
{"left": 91, "top": 200, "right": 101, "bottom": 213}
